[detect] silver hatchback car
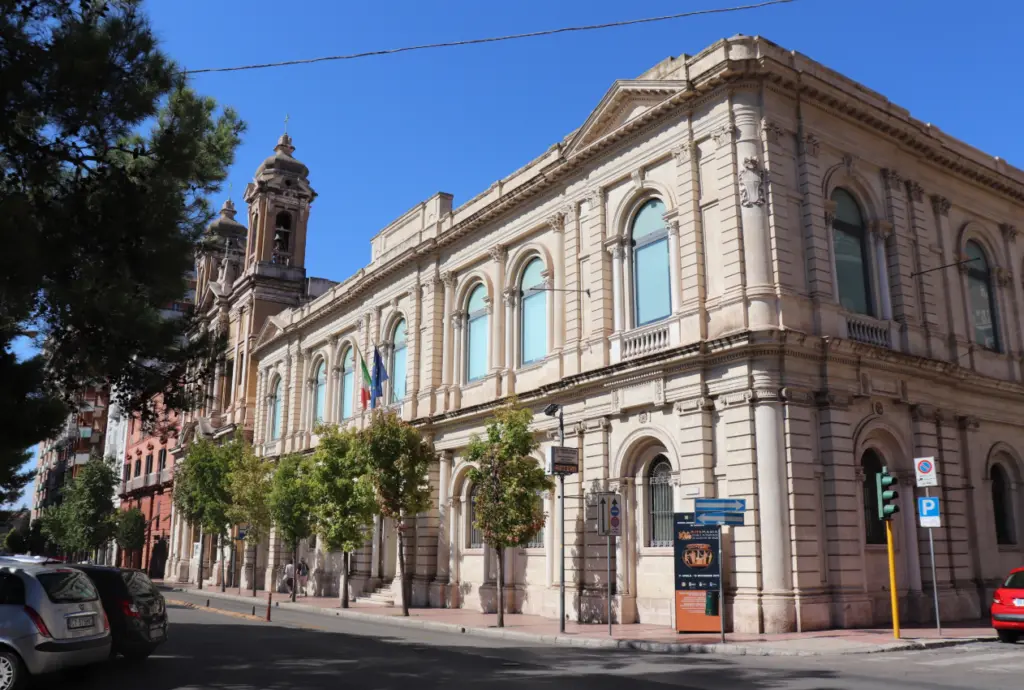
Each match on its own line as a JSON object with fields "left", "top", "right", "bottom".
{"left": 0, "top": 557, "right": 111, "bottom": 689}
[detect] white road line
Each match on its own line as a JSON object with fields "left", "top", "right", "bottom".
{"left": 924, "top": 651, "right": 1018, "bottom": 667}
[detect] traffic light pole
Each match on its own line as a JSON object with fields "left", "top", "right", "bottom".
{"left": 885, "top": 519, "right": 900, "bottom": 639}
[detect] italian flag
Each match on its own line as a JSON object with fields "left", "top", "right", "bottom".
{"left": 359, "top": 348, "right": 373, "bottom": 410}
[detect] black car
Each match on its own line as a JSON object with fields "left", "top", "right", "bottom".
{"left": 70, "top": 566, "right": 167, "bottom": 660}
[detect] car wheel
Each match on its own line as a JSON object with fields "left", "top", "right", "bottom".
{"left": 0, "top": 650, "right": 24, "bottom": 690}
{"left": 997, "top": 629, "right": 1020, "bottom": 644}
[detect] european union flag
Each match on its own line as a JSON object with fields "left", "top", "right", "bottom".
{"left": 370, "top": 346, "right": 389, "bottom": 409}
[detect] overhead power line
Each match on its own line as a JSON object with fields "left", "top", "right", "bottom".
{"left": 182, "top": 0, "right": 798, "bottom": 75}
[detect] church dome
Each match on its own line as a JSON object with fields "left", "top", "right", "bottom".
{"left": 206, "top": 198, "right": 248, "bottom": 242}
{"left": 258, "top": 133, "right": 309, "bottom": 178}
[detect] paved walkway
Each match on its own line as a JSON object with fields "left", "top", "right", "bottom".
{"left": 159, "top": 581, "right": 995, "bottom": 656}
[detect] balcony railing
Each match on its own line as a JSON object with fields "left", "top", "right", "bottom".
{"left": 159, "top": 468, "right": 173, "bottom": 484}
{"left": 846, "top": 315, "right": 892, "bottom": 349}
{"left": 622, "top": 322, "right": 671, "bottom": 359}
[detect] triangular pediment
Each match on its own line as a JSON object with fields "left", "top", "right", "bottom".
{"left": 253, "top": 314, "right": 287, "bottom": 351}
{"left": 563, "top": 80, "right": 689, "bottom": 157}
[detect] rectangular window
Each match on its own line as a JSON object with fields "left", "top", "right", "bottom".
{"left": 833, "top": 227, "right": 873, "bottom": 315}
{"left": 521, "top": 292, "right": 547, "bottom": 364}
{"left": 134, "top": 460, "right": 141, "bottom": 477}
{"left": 634, "top": 238, "right": 672, "bottom": 326}
{"left": 342, "top": 372, "right": 354, "bottom": 419}
{"left": 392, "top": 348, "right": 407, "bottom": 401}
{"left": 145, "top": 454, "right": 153, "bottom": 475}
{"left": 968, "top": 278, "right": 998, "bottom": 350}
{"left": 158, "top": 449, "right": 167, "bottom": 471}
{"left": 467, "top": 316, "right": 488, "bottom": 381}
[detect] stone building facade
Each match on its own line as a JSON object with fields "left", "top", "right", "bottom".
{"left": 174, "top": 35, "right": 1024, "bottom": 633}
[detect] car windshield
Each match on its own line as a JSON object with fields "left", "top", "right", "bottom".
{"left": 1005, "top": 572, "right": 1024, "bottom": 589}
{"left": 122, "top": 570, "right": 160, "bottom": 598}
{"left": 36, "top": 570, "right": 99, "bottom": 603}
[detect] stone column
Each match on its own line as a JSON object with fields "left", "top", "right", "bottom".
{"left": 451, "top": 312, "right": 464, "bottom": 385}
{"left": 211, "top": 362, "right": 224, "bottom": 415}
{"left": 440, "top": 272, "right": 456, "bottom": 386}
{"left": 666, "top": 219, "right": 682, "bottom": 314}
{"left": 370, "top": 514, "right": 382, "bottom": 583}
{"left": 448, "top": 496, "right": 461, "bottom": 606}
{"left": 503, "top": 288, "right": 517, "bottom": 371}
{"left": 609, "top": 242, "right": 624, "bottom": 333}
{"left": 409, "top": 281, "right": 423, "bottom": 412}
{"left": 753, "top": 390, "right": 795, "bottom": 632}
{"left": 622, "top": 241, "right": 634, "bottom": 331}
{"left": 490, "top": 247, "right": 507, "bottom": 376}
{"left": 871, "top": 224, "right": 894, "bottom": 321}
{"left": 733, "top": 92, "right": 775, "bottom": 330}
{"left": 550, "top": 211, "right": 566, "bottom": 350}
{"left": 433, "top": 452, "right": 452, "bottom": 603}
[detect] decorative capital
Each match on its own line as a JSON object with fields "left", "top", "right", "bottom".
{"left": 608, "top": 240, "right": 625, "bottom": 260}
{"left": 814, "top": 390, "right": 852, "bottom": 410}
{"left": 440, "top": 271, "right": 456, "bottom": 288}
{"left": 586, "top": 188, "right": 604, "bottom": 212}
{"left": 761, "top": 118, "right": 787, "bottom": 144}
{"left": 905, "top": 180, "right": 924, "bottom": 203}
{"left": 488, "top": 245, "right": 507, "bottom": 263}
{"left": 739, "top": 157, "right": 765, "bottom": 208}
{"left": 1001, "top": 223, "right": 1018, "bottom": 243}
{"left": 881, "top": 168, "right": 904, "bottom": 190}
{"left": 930, "top": 195, "right": 951, "bottom": 217}
{"left": 957, "top": 415, "right": 980, "bottom": 432}
{"left": 823, "top": 199, "right": 837, "bottom": 227}
{"left": 842, "top": 152, "right": 855, "bottom": 173}
{"left": 870, "top": 220, "right": 894, "bottom": 239}
{"left": 672, "top": 142, "right": 694, "bottom": 165}
{"left": 801, "top": 133, "right": 820, "bottom": 158}
{"left": 995, "top": 266, "right": 1013, "bottom": 288}
{"left": 547, "top": 212, "right": 566, "bottom": 234}
{"left": 450, "top": 310, "right": 465, "bottom": 329}
{"left": 957, "top": 252, "right": 972, "bottom": 275}
{"left": 502, "top": 287, "right": 517, "bottom": 307}
{"left": 911, "top": 403, "right": 939, "bottom": 422}
{"left": 630, "top": 170, "right": 644, "bottom": 190}
{"left": 667, "top": 219, "right": 680, "bottom": 238}
{"left": 712, "top": 125, "right": 738, "bottom": 148}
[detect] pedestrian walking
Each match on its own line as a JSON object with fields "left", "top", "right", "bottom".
{"left": 297, "top": 558, "right": 309, "bottom": 596}
{"left": 284, "top": 560, "right": 295, "bottom": 594}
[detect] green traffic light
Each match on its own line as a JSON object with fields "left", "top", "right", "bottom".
{"left": 876, "top": 467, "right": 900, "bottom": 521}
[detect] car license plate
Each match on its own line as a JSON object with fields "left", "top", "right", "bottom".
{"left": 1014, "top": 598, "right": 1024, "bottom": 607}
{"left": 67, "top": 615, "right": 94, "bottom": 630}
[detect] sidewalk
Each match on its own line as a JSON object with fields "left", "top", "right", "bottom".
{"left": 160, "top": 581, "right": 996, "bottom": 656}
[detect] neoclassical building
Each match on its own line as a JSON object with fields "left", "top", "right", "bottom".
{"left": 172, "top": 35, "right": 1024, "bottom": 634}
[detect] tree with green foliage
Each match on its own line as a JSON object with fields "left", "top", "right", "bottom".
{"left": 226, "top": 440, "right": 274, "bottom": 596}
{"left": 1, "top": 0, "right": 243, "bottom": 495}
{"left": 269, "top": 453, "right": 313, "bottom": 602}
{"left": 115, "top": 507, "right": 147, "bottom": 558}
{"left": 39, "top": 458, "right": 118, "bottom": 558}
{"left": 26, "top": 519, "right": 47, "bottom": 555}
{"left": 172, "top": 436, "right": 231, "bottom": 589}
{"left": 354, "top": 411, "right": 433, "bottom": 616}
{"left": 306, "top": 423, "right": 375, "bottom": 607}
{"left": 467, "top": 403, "right": 552, "bottom": 627}
{"left": 4, "top": 528, "right": 27, "bottom": 555}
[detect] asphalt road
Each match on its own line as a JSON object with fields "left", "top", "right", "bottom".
{"left": 38, "top": 590, "right": 1024, "bottom": 690}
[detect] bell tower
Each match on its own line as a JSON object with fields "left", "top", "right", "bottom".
{"left": 242, "top": 133, "right": 316, "bottom": 274}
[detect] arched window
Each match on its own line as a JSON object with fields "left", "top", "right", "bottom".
{"left": 965, "top": 241, "right": 1000, "bottom": 352}
{"left": 311, "top": 360, "right": 326, "bottom": 425}
{"left": 340, "top": 348, "right": 355, "bottom": 420}
{"left": 631, "top": 199, "right": 672, "bottom": 326}
{"left": 831, "top": 188, "right": 873, "bottom": 316}
{"left": 274, "top": 211, "right": 292, "bottom": 249}
{"left": 468, "top": 485, "right": 483, "bottom": 549}
{"left": 648, "top": 457, "right": 674, "bottom": 547}
{"left": 520, "top": 258, "right": 547, "bottom": 365}
{"left": 390, "top": 319, "right": 408, "bottom": 403}
{"left": 269, "top": 377, "right": 283, "bottom": 441}
{"left": 861, "top": 450, "right": 886, "bottom": 545}
{"left": 466, "top": 284, "right": 489, "bottom": 382}
{"left": 992, "top": 463, "right": 1016, "bottom": 545}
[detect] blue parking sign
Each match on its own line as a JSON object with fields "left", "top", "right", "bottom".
{"left": 918, "top": 496, "right": 941, "bottom": 528}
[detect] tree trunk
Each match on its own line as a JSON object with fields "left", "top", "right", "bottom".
{"left": 496, "top": 546, "right": 505, "bottom": 628}
{"left": 291, "top": 541, "right": 298, "bottom": 603}
{"left": 397, "top": 523, "right": 409, "bottom": 616}
{"left": 252, "top": 540, "right": 258, "bottom": 597}
{"left": 219, "top": 534, "right": 226, "bottom": 592}
{"left": 340, "top": 551, "right": 350, "bottom": 609}
{"left": 197, "top": 527, "right": 205, "bottom": 591}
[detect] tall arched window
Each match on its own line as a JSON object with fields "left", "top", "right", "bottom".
{"left": 831, "top": 188, "right": 873, "bottom": 316}
{"left": 468, "top": 485, "right": 483, "bottom": 548}
{"left": 269, "top": 377, "right": 283, "bottom": 441}
{"left": 861, "top": 450, "right": 886, "bottom": 545}
{"left": 390, "top": 319, "right": 408, "bottom": 403}
{"left": 274, "top": 211, "right": 292, "bottom": 251}
{"left": 992, "top": 463, "right": 1016, "bottom": 545}
{"left": 340, "top": 348, "right": 355, "bottom": 420}
{"left": 648, "top": 457, "right": 674, "bottom": 547}
{"left": 312, "top": 360, "right": 326, "bottom": 425}
{"left": 466, "top": 284, "right": 489, "bottom": 382}
{"left": 631, "top": 199, "right": 671, "bottom": 326}
{"left": 520, "top": 258, "right": 547, "bottom": 365}
{"left": 965, "top": 240, "right": 1000, "bottom": 352}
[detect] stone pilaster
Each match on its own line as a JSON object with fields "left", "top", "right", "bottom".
{"left": 905, "top": 180, "right": 943, "bottom": 357}
{"left": 881, "top": 168, "right": 918, "bottom": 330}
{"left": 582, "top": 189, "right": 611, "bottom": 369}
{"left": 796, "top": 126, "right": 832, "bottom": 301}
{"left": 673, "top": 138, "right": 707, "bottom": 341}
{"left": 562, "top": 202, "right": 583, "bottom": 375}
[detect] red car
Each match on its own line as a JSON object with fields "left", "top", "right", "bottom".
{"left": 992, "top": 566, "right": 1024, "bottom": 643}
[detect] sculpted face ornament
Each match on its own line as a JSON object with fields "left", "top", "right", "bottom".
{"left": 739, "top": 157, "right": 765, "bottom": 208}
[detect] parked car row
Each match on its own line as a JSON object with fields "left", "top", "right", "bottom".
{"left": 992, "top": 566, "right": 1024, "bottom": 643}
{"left": 0, "top": 556, "right": 167, "bottom": 690}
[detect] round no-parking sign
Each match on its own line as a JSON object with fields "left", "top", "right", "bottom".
{"left": 915, "top": 456, "right": 938, "bottom": 488}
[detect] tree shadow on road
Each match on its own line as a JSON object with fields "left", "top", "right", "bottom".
{"left": 44, "top": 620, "right": 840, "bottom": 690}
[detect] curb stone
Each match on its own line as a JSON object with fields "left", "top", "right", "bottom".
{"left": 162, "top": 586, "right": 994, "bottom": 657}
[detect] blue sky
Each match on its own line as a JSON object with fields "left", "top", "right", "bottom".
{"left": 12, "top": 0, "right": 1022, "bottom": 508}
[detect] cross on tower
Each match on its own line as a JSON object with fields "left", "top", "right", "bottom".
{"left": 284, "top": 113, "right": 290, "bottom": 134}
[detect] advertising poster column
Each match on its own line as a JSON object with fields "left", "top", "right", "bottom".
{"left": 673, "top": 514, "right": 721, "bottom": 633}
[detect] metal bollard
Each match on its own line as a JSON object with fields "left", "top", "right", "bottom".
{"left": 266, "top": 590, "right": 272, "bottom": 622}
{"left": 252, "top": 606, "right": 256, "bottom": 616}
{"left": 206, "top": 599, "right": 210, "bottom": 608}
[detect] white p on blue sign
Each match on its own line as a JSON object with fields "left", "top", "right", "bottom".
{"left": 918, "top": 496, "right": 941, "bottom": 528}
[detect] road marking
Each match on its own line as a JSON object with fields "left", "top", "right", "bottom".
{"left": 926, "top": 651, "right": 1016, "bottom": 667}
{"left": 166, "top": 598, "right": 326, "bottom": 632}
